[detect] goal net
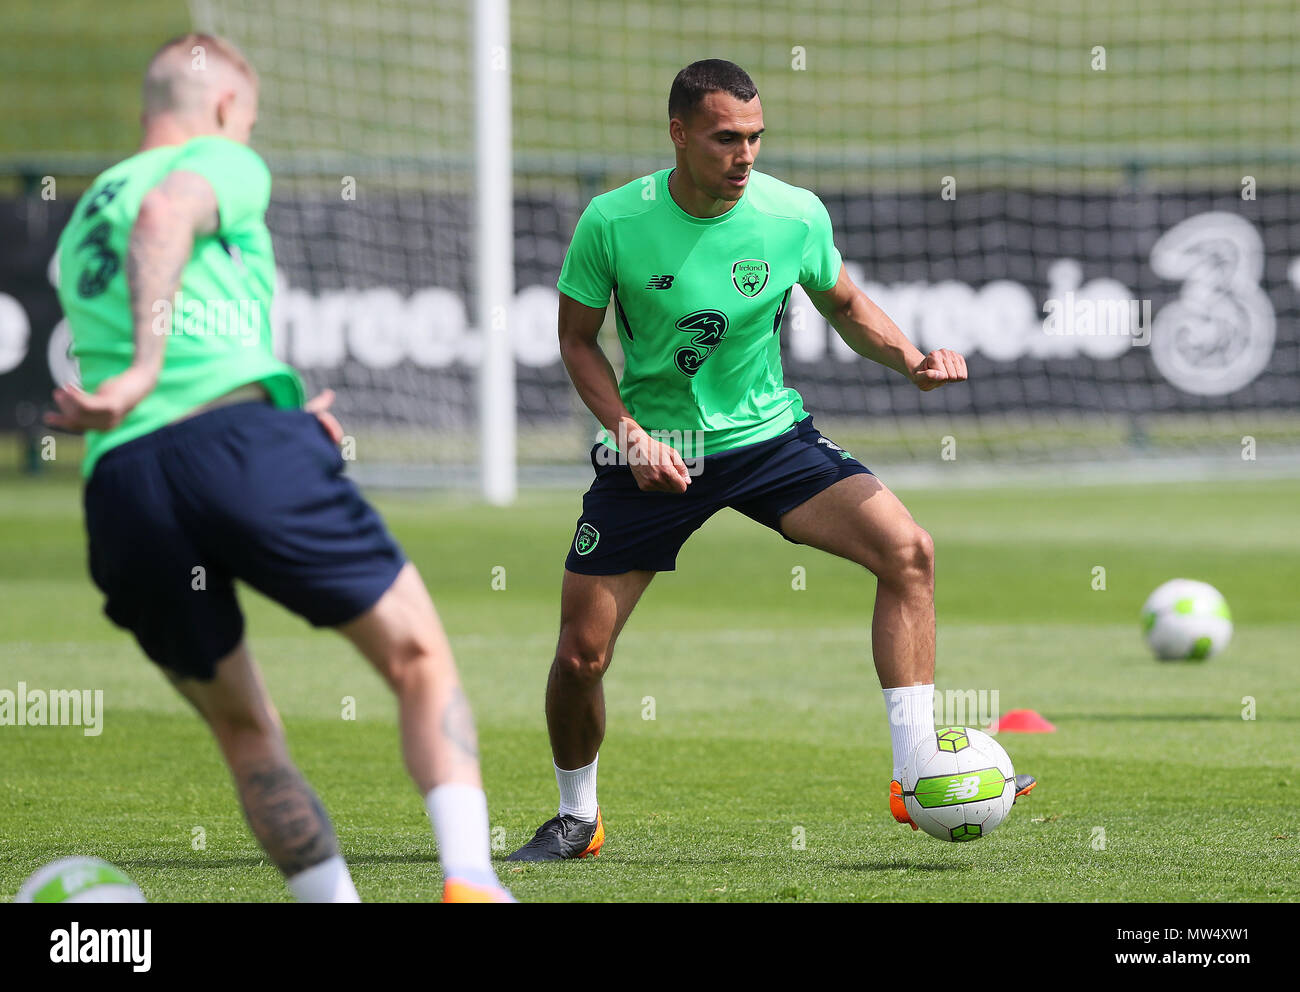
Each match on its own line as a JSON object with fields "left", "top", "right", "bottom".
{"left": 190, "top": 0, "right": 1300, "bottom": 491}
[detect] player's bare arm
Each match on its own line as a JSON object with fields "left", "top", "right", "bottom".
{"left": 46, "top": 169, "right": 218, "bottom": 433}
{"left": 557, "top": 291, "right": 691, "bottom": 493}
{"left": 48, "top": 168, "right": 344, "bottom": 440}
{"left": 804, "top": 263, "right": 968, "bottom": 392}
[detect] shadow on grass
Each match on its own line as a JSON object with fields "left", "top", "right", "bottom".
{"left": 126, "top": 853, "right": 439, "bottom": 870}
{"left": 599, "top": 855, "right": 960, "bottom": 874}
{"left": 833, "top": 861, "right": 961, "bottom": 873}
{"left": 1058, "top": 713, "right": 1296, "bottom": 722}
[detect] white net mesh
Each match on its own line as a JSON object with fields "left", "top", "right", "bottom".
{"left": 191, "top": 0, "right": 1300, "bottom": 486}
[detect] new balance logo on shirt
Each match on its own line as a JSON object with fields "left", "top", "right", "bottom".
{"left": 645, "top": 274, "right": 675, "bottom": 290}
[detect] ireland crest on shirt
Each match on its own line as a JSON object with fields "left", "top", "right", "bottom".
{"left": 731, "top": 259, "right": 769, "bottom": 298}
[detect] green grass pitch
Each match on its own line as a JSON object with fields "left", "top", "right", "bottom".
{"left": 1, "top": 473, "right": 1297, "bottom": 902}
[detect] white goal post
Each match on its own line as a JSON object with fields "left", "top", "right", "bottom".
{"left": 474, "top": 0, "right": 516, "bottom": 505}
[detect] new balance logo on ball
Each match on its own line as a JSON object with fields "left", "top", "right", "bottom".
{"left": 944, "top": 776, "right": 982, "bottom": 801}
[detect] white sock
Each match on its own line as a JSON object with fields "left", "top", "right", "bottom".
{"left": 425, "top": 783, "right": 497, "bottom": 887}
{"left": 883, "top": 684, "right": 936, "bottom": 781}
{"left": 555, "top": 755, "right": 599, "bottom": 822}
{"left": 286, "top": 855, "right": 360, "bottom": 903}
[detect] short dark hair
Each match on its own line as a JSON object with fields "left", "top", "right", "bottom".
{"left": 668, "top": 59, "right": 758, "bottom": 121}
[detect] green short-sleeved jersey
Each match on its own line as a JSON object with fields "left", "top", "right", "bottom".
{"left": 56, "top": 135, "right": 305, "bottom": 477}
{"left": 557, "top": 167, "right": 842, "bottom": 457}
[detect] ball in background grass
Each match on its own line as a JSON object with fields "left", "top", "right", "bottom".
{"left": 1142, "top": 578, "right": 1232, "bottom": 661}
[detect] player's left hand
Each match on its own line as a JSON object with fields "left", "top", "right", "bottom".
{"left": 44, "top": 366, "right": 155, "bottom": 432}
{"left": 910, "top": 349, "right": 968, "bottom": 391}
{"left": 306, "top": 388, "right": 344, "bottom": 444}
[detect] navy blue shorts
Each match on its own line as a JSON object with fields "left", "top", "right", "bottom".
{"left": 84, "top": 402, "right": 407, "bottom": 681}
{"left": 564, "top": 415, "right": 873, "bottom": 575}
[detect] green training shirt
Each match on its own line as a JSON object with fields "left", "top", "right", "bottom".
{"left": 557, "top": 167, "right": 842, "bottom": 457}
{"left": 56, "top": 135, "right": 305, "bottom": 478}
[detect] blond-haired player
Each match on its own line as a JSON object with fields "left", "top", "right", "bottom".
{"left": 52, "top": 34, "right": 511, "bottom": 903}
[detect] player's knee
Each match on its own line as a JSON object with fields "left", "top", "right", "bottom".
{"left": 914, "top": 527, "right": 935, "bottom": 574}
{"left": 552, "top": 634, "right": 610, "bottom": 687}
{"left": 379, "top": 632, "right": 446, "bottom": 696}
{"left": 877, "top": 525, "right": 934, "bottom": 589}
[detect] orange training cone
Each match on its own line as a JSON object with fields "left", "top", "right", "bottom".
{"left": 990, "top": 709, "right": 1056, "bottom": 733}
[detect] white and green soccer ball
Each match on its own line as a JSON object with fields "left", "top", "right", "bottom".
{"left": 901, "top": 727, "right": 1016, "bottom": 842}
{"left": 15, "top": 857, "right": 146, "bottom": 903}
{"left": 1141, "top": 579, "right": 1232, "bottom": 661}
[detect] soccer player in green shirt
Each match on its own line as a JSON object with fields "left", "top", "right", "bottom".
{"left": 50, "top": 33, "right": 511, "bottom": 902}
{"left": 509, "top": 59, "right": 1035, "bottom": 860}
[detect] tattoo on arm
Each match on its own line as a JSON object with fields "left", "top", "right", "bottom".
{"left": 127, "top": 170, "right": 219, "bottom": 375}
{"left": 441, "top": 686, "right": 480, "bottom": 761}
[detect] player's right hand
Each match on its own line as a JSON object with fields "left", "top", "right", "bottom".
{"left": 626, "top": 432, "right": 692, "bottom": 493}
{"left": 305, "top": 388, "right": 344, "bottom": 444}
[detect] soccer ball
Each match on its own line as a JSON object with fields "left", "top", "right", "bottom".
{"left": 901, "top": 727, "right": 1016, "bottom": 842}
{"left": 1141, "top": 579, "right": 1232, "bottom": 660}
{"left": 15, "top": 857, "right": 146, "bottom": 903}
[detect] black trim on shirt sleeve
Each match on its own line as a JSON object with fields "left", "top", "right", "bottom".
{"left": 611, "top": 281, "right": 634, "bottom": 341}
